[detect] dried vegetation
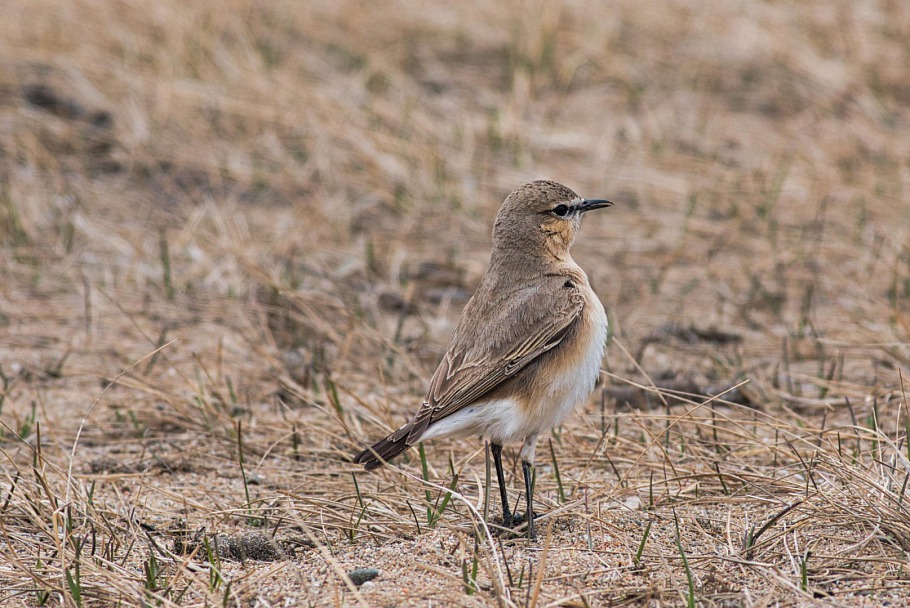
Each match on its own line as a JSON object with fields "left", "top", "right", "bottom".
{"left": 2, "top": 0, "right": 910, "bottom": 606}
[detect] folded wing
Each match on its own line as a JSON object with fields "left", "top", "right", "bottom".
{"left": 353, "top": 275, "right": 584, "bottom": 469}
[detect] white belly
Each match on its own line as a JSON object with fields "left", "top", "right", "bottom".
{"left": 419, "top": 398, "right": 526, "bottom": 444}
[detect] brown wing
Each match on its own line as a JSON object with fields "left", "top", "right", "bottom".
{"left": 400, "top": 275, "right": 585, "bottom": 443}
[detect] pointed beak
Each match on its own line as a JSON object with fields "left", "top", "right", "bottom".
{"left": 576, "top": 199, "right": 613, "bottom": 213}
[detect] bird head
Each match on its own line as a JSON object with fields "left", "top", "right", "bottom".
{"left": 492, "top": 180, "right": 611, "bottom": 260}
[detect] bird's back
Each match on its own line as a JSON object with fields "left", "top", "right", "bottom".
{"left": 428, "top": 256, "right": 606, "bottom": 435}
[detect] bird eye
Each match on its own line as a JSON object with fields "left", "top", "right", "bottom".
{"left": 552, "top": 204, "right": 570, "bottom": 217}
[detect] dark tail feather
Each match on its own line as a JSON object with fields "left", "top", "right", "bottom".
{"left": 352, "top": 433, "right": 412, "bottom": 471}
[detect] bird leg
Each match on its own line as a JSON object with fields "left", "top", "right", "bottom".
{"left": 521, "top": 459, "right": 537, "bottom": 541}
{"left": 506, "top": 433, "right": 540, "bottom": 540}
{"left": 492, "top": 436, "right": 539, "bottom": 540}
{"left": 490, "top": 442, "right": 514, "bottom": 526}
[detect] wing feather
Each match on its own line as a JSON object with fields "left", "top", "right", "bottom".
{"left": 405, "top": 275, "right": 585, "bottom": 443}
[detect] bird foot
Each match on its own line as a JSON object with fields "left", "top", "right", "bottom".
{"left": 494, "top": 512, "right": 542, "bottom": 540}
{"left": 507, "top": 511, "right": 541, "bottom": 525}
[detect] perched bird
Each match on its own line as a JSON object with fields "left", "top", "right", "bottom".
{"left": 353, "top": 180, "right": 610, "bottom": 539}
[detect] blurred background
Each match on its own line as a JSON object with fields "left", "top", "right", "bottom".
{"left": 2, "top": 0, "right": 910, "bottom": 605}
{"left": 3, "top": 1, "right": 908, "bottom": 381}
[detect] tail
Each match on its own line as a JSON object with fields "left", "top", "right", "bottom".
{"left": 352, "top": 432, "right": 412, "bottom": 471}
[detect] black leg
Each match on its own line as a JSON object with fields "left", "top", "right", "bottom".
{"left": 522, "top": 460, "right": 537, "bottom": 540}
{"left": 491, "top": 442, "right": 513, "bottom": 526}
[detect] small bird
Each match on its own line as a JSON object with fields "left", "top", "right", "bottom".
{"left": 353, "top": 180, "right": 610, "bottom": 539}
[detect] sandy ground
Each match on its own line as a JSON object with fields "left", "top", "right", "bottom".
{"left": 2, "top": 0, "right": 910, "bottom": 606}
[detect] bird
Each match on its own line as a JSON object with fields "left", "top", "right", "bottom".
{"left": 353, "top": 180, "right": 610, "bottom": 539}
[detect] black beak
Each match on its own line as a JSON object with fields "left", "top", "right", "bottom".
{"left": 577, "top": 199, "right": 613, "bottom": 213}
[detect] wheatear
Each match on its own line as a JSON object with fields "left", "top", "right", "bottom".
{"left": 354, "top": 180, "right": 610, "bottom": 539}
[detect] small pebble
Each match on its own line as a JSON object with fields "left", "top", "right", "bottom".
{"left": 347, "top": 568, "right": 379, "bottom": 586}
{"left": 624, "top": 495, "right": 642, "bottom": 510}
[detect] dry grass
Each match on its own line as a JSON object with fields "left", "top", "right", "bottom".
{"left": 2, "top": 0, "right": 910, "bottom": 605}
